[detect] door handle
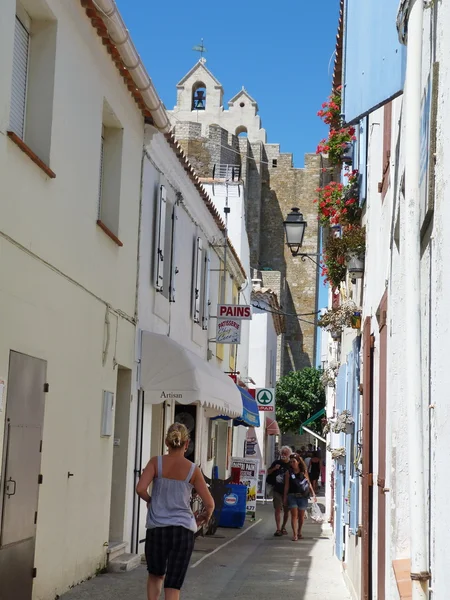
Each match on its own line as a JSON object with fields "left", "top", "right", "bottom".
{"left": 5, "top": 477, "right": 16, "bottom": 498}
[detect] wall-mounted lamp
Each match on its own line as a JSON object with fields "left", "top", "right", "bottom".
{"left": 283, "top": 207, "right": 320, "bottom": 266}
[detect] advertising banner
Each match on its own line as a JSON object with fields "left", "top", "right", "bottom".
{"left": 230, "top": 457, "right": 259, "bottom": 515}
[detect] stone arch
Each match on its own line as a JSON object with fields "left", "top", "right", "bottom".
{"left": 192, "top": 81, "right": 207, "bottom": 110}
{"left": 235, "top": 125, "right": 248, "bottom": 137}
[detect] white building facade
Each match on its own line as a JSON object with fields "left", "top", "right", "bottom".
{"left": 0, "top": 1, "right": 165, "bottom": 598}
{"left": 323, "top": 1, "right": 450, "bottom": 599}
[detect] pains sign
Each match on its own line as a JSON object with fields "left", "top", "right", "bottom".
{"left": 217, "top": 304, "right": 252, "bottom": 319}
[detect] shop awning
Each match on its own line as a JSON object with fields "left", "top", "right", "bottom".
{"left": 211, "top": 386, "right": 260, "bottom": 427}
{"left": 140, "top": 332, "right": 242, "bottom": 418}
{"left": 266, "top": 417, "right": 280, "bottom": 436}
{"left": 235, "top": 386, "right": 260, "bottom": 427}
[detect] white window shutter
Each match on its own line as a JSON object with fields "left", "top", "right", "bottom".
{"left": 202, "top": 250, "right": 211, "bottom": 330}
{"left": 192, "top": 237, "right": 203, "bottom": 323}
{"left": 169, "top": 203, "right": 178, "bottom": 302}
{"left": 154, "top": 185, "right": 167, "bottom": 292}
{"left": 10, "top": 17, "right": 29, "bottom": 139}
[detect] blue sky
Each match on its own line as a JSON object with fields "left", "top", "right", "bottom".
{"left": 115, "top": 0, "right": 338, "bottom": 315}
{"left": 115, "top": 0, "right": 339, "bottom": 168}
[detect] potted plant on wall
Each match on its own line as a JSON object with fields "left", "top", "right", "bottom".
{"left": 332, "top": 410, "right": 354, "bottom": 434}
{"left": 328, "top": 445, "right": 347, "bottom": 464}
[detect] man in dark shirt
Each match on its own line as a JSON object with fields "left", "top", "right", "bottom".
{"left": 267, "top": 446, "right": 291, "bottom": 536}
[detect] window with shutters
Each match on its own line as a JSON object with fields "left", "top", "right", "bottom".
{"left": 169, "top": 203, "right": 178, "bottom": 302}
{"left": 154, "top": 185, "right": 167, "bottom": 293}
{"left": 192, "top": 237, "right": 203, "bottom": 324}
{"left": 8, "top": 6, "right": 57, "bottom": 170}
{"left": 201, "top": 250, "right": 211, "bottom": 329}
{"left": 97, "top": 102, "right": 123, "bottom": 243}
{"left": 10, "top": 15, "right": 30, "bottom": 140}
{"left": 216, "top": 261, "right": 226, "bottom": 360}
{"left": 229, "top": 282, "right": 239, "bottom": 371}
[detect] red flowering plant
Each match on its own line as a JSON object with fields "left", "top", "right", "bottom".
{"left": 317, "top": 127, "right": 357, "bottom": 166}
{"left": 314, "top": 170, "right": 361, "bottom": 226}
{"left": 317, "top": 87, "right": 342, "bottom": 129}
{"left": 320, "top": 234, "right": 347, "bottom": 290}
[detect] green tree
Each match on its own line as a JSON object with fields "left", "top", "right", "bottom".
{"left": 275, "top": 367, "right": 325, "bottom": 433}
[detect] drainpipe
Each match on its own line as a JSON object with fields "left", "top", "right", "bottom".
{"left": 400, "top": 0, "right": 429, "bottom": 596}
{"left": 90, "top": 0, "right": 171, "bottom": 132}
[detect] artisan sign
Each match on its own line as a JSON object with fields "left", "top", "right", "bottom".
{"left": 217, "top": 304, "right": 252, "bottom": 319}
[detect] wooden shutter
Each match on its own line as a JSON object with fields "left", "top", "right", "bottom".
{"left": 154, "top": 185, "right": 167, "bottom": 292}
{"left": 201, "top": 249, "right": 211, "bottom": 330}
{"left": 380, "top": 102, "right": 392, "bottom": 199}
{"left": 169, "top": 203, "right": 178, "bottom": 302}
{"left": 192, "top": 237, "right": 203, "bottom": 323}
{"left": 10, "top": 17, "right": 29, "bottom": 139}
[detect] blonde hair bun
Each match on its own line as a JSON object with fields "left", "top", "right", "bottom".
{"left": 166, "top": 422, "right": 189, "bottom": 449}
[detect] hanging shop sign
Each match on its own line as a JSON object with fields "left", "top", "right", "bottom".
{"left": 255, "top": 388, "right": 275, "bottom": 412}
{"left": 230, "top": 457, "right": 259, "bottom": 515}
{"left": 216, "top": 318, "right": 242, "bottom": 344}
{"left": 217, "top": 304, "right": 252, "bottom": 319}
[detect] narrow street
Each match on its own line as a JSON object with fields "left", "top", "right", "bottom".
{"left": 59, "top": 501, "right": 350, "bottom": 600}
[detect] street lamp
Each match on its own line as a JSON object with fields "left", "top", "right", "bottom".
{"left": 283, "top": 207, "right": 307, "bottom": 256}
{"left": 283, "top": 207, "right": 321, "bottom": 266}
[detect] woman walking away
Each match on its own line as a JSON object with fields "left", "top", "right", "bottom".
{"left": 136, "top": 423, "right": 215, "bottom": 600}
{"left": 309, "top": 451, "right": 322, "bottom": 493}
{"left": 284, "top": 454, "right": 316, "bottom": 541}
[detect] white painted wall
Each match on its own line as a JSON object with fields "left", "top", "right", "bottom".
{"left": 0, "top": 1, "right": 143, "bottom": 597}
{"left": 247, "top": 301, "right": 279, "bottom": 469}
{"left": 133, "top": 127, "right": 249, "bottom": 551}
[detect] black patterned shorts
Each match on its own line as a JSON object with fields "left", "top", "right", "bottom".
{"left": 145, "top": 526, "right": 195, "bottom": 590}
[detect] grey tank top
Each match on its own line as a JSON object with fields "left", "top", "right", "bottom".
{"left": 146, "top": 456, "right": 197, "bottom": 532}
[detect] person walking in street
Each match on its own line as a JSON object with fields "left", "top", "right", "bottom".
{"left": 284, "top": 454, "right": 316, "bottom": 541}
{"left": 136, "top": 423, "right": 215, "bottom": 600}
{"left": 266, "top": 446, "right": 292, "bottom": 536}
{"left": 309, "top": 451, "right": 322, "bottom": 493}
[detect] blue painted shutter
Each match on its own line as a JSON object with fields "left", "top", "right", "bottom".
{"left": 349, "top": 338, "right": 361, "bottom": 534}
{"left": 335, "top": 364, "right": 347, "bottom": 560}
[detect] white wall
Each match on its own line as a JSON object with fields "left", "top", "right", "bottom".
{"left": 0, "top": 1, "right": 143, "bottom": 597}
{"left": 248, "top": 302, "right": 278, "bottom": 468}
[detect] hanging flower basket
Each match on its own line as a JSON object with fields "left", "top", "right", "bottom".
{"left": 331, "top": 410, "right": 355, "bottom": 434}
{"left": 318, "top": 301, "right": 360, "bottom": 334}
{"left": 328, "top": 446, "right": 346, "bottom": 461}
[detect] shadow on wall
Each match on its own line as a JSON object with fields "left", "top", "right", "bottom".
{"left": 257, "top": 149, "right": 315, "bottom": 372}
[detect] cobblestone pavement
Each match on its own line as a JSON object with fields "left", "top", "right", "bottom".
{"left": 60, "top": 499, "right": 351, "bottom": 600}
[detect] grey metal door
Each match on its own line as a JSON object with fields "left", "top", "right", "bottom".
{"left": 0, "top": 352, "right": 47, "bottom": 600}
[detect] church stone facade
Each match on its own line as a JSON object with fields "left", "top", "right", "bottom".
{"left": 168, "top": 60, "right": 322, "bottom": 375}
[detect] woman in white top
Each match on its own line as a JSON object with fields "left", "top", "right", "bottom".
{"left": 137, "top": 423, "right": 214, "bottom": 600}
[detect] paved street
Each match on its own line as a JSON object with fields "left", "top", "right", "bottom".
{"left": 60, "top": 500, "right": 350, "bottom": 600}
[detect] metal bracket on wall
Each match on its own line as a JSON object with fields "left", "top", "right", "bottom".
{"left": 296, "top": 253, "right": 321, "bottom": 267}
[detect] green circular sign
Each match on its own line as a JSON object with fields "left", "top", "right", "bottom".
{"left": 256, "top": 389, "right": 273, "bottom": 405}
